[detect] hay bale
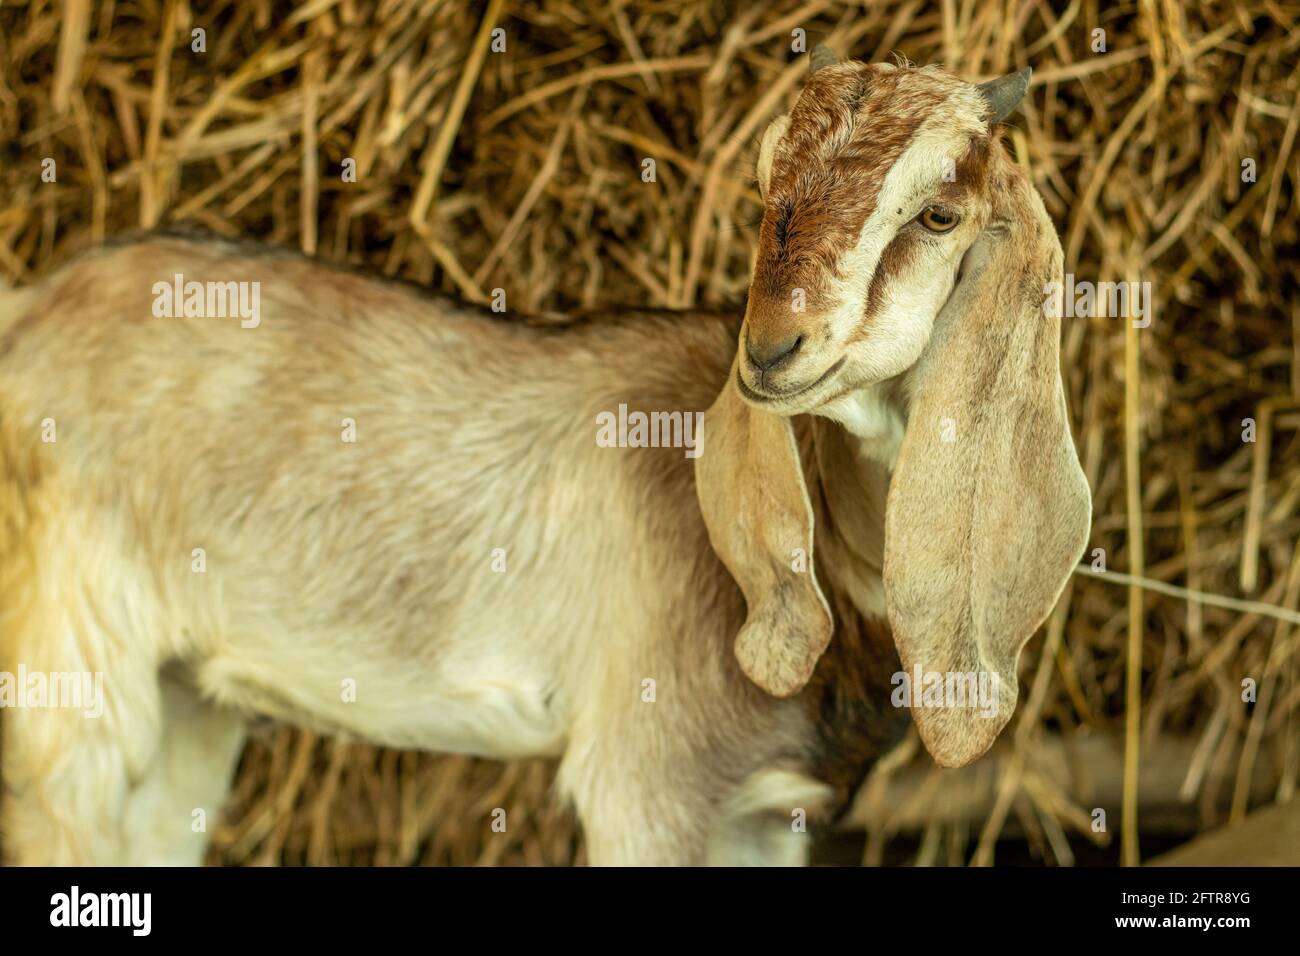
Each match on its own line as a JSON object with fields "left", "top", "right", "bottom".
{"left": 0, "top": 0, "right": 1296, "bottom": 865}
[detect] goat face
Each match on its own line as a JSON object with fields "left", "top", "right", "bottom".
{"left": 701, "top": 53, "right": 1092, "bottom": 769}
{"left": 740, "top": 57, "right": 1025, "bottom": 415}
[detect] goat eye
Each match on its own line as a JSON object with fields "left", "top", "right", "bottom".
{"left": 919, "top": 206, "right": 959, "bottom": 233}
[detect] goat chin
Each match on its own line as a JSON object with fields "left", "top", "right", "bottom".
{"left": 0, "top": 235, "right": 906, "bottom": 867}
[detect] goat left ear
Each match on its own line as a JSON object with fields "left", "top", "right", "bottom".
{"left": 884, "top": 167, "right": 1091, "bottom": 768}
{"left": 696, "top": 361, "right": 833, "bottom": 697}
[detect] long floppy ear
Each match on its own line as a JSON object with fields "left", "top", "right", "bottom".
{"left": 884, "top": 170, "right": 1091, "bottom": 768}
{"left": 696, "top": 360, "right": 833, "bottom": 696}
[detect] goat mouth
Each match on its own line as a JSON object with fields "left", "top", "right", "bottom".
{"left": 737, "top": 356, "right": 846, "bottom": 405}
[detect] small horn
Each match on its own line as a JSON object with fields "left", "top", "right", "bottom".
{"left": 809, "top": 44, "right": 838, "bottom": 74}
{"left": 977, "top": 66, "right": 1031, "bottom": 124}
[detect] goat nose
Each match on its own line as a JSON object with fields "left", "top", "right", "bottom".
{"left": 745, "top": 333, "right": 802, "bottom": 372}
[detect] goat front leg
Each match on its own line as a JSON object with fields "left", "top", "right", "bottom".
{"left": 706, "top": 768, "right": 834, "bottom": 866}
{"left": 559, "top": 738, "right": 710, "bottom": 866}
{"left": 562, "top": 749, "right": 833, "bottom": 865}
{"left": 557, "top": 685, "right": 820, "bottom": 865}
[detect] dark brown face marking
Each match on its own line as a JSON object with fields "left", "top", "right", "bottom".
{"left": 756, "top": 69, "right": 924, "bottom": 304}
{"left": 853, "top": 229, "right": 923, "bottom": 344}
{"left": 753, "top": 65, "right": 970, "bottom": 309}
{"left": 745, "top": 64, "right": 998, "bottom": 371}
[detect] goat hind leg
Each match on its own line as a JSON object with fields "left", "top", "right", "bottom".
{"left": 0, "top": 513, "right": 171, "bottom": 865}
{"left": 1, "top": 638, "right": 162, "bottom": 864}
{"left": 118, "top": 676, "right": 247, "bottom": 865}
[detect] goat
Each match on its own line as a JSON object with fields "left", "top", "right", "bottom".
{"left": 0, "top": 50, "right": 1090, "bottom": 866}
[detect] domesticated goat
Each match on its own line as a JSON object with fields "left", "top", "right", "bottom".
{"left": 0, "top": 48, "right": 1090, "bottom": 866}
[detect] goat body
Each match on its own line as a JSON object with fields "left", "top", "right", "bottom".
{"left": 0, "top": 236, "right": 899, "bottom": 866}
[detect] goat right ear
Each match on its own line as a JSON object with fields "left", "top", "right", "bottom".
{"left": 883, "top": 168, "right": 1091, "bottom": 768}
{"left": 696, "top": 360, "right": 833, "bottom": 697}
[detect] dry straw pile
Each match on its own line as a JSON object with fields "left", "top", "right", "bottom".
{"left": 1, "top": 0, "right": 1297, "bottom": 865}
